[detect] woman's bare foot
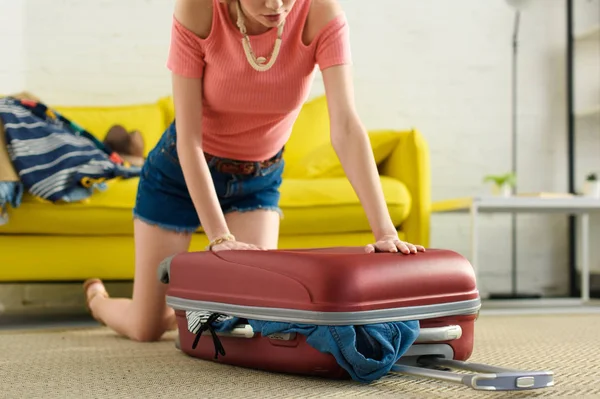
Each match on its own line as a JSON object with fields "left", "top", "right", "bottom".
{"left": 83, "top": 278, "right": 109, "bottom": 324}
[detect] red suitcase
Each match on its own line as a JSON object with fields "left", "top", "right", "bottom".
{"left": 159, "top": 247, "right": 553, "bottom": 391}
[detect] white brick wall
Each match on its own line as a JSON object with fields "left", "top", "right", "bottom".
{"left": 3, "top": 0, "right": 600, "bottom": 297}
{"left": 0, "top": 0, "right": 26, "bottom": 94}
{"left": 23, "top": 0, "right": 173, "bottom": 105}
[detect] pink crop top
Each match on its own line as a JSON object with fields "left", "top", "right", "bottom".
{"left": 166, "top": 0, "right": 352, "bottom": 161}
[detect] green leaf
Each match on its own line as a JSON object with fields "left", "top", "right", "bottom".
{"left": 483, "top": 172, "right": 516, "bottom": 187}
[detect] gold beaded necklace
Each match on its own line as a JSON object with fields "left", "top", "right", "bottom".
{"left": 234, "top": 0, "right": 285, "bottom": 72}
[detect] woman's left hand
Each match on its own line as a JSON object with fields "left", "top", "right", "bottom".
{"left": 365, "top": 234, "right": 426, "bottom": 254}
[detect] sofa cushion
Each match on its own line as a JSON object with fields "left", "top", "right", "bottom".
{"left": 278, "top": 176, "right": 411, "bottom": 235}
{"left": 287, "top": 130, "right": 402, "bottom": 179}
{"left": 0, "top": 178, "right": 142, "bottom": 235}
{"left": 0, "top": 176, "right": 411, "bottom": 236}
{"left": 281, "top": 96, "right": 332, "bottom": 178}
{"left": 53, "top": 102, "right": 168, "bottom": 157}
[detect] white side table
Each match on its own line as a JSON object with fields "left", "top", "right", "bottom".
{"left": 432, "top": 196, "right": 600, "bottom": 302}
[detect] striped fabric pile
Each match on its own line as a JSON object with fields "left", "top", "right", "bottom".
{"left": 0, "top": 97, "right": 141, "bottom": 207}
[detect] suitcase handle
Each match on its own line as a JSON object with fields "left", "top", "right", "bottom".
{"left": 204, "top": 324, "right": 462, "bottom": 343}
{"left": 414, "top": 325, "right": 462, "bottom": 343}
{"left": 392, "top": 356, "right": 554, "bottom": 391}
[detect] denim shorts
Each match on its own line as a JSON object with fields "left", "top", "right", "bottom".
{"left": 132, "top": 122, "right": 284, "bottom": 234}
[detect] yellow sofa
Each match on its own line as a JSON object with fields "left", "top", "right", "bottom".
{"left": 0, "top": 95, "right": 431, "bottom": 282}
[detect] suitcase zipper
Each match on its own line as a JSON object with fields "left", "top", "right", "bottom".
{"left": 166, "top": 296, "right": 481, "bottom": 325}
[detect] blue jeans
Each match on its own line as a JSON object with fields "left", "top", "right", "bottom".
{"left": 191, "top": 313, "right": 420, "bottom": 384}
{"left": 248, "top": 320, "right": 420, "bottom": 383}
{"left": 133, "top": 122, "right": 284, "bottom": 233}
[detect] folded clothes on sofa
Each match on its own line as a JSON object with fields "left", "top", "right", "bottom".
{"left": 185, "top": 310, "right": 420, "bottom": 383}
{"left": 0, "top": 97, "right": 141, "bottom": 203}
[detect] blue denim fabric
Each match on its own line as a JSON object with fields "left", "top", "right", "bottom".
{"left": 0, "top": 181, "right": 24, "bottom": 225}
{"left": 0, "top": 181, "right": 23, "bottom": 208}
{"left": 133, "top": 122, "right": 284, "bottom": 233}
{"left": 59, "top": 182, "right": 108, "bottom": 203}
{"left": 207, "top": 316, "right": 420, "bottom": 383}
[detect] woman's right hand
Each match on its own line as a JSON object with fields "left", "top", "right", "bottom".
{"left": 210, "top": 240, "right": 265, "bottom": 252}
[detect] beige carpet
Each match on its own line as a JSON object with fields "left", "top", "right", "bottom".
{"left": 1, "top": 313, "right": 599, "bottom": 399}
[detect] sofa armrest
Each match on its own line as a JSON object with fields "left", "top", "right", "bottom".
{"left": 380, "top": 129, "right": 431, "bottom": 247}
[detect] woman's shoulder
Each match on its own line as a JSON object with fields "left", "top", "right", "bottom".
{"left": 174, "top": 0, "right": 214, "bottom": 39}
{"left": 303, "top": 0, "right": 345, "bottom": 44}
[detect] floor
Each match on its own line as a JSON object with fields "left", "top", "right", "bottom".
{"left": 2, "top": 303, "right": 599, "bottom": 398}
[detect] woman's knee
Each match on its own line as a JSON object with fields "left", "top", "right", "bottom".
{"left": 128, "top": 314, "right": 173, "bottom": 342}
{"left": 129, "top": 326, "right": 166, "bottom": 343}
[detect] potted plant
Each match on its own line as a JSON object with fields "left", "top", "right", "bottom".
{"left": 483, "top": 172, "right": 516, "bottom": 197}
{"left": 583, "top": 173, "right": 600, "bottom": 199}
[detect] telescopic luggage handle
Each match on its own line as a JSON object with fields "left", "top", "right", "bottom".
{"left": 392, "top": 357, "right": 554, "bottom": 391}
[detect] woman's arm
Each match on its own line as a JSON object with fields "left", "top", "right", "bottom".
{"left": 321, "top": 67, "right": 398, "bottom": 241}
{"left": 321, "top": 65, "right": 425, "bottom": 254}
{"left": 170, "top": 0, "right": 260, "bottom": 250}
{"left": 307, "top": 0, "right": 422, "bottom": 253}
{"left": 310, "top": 0, "right": 424, "bottom": 254}
{"left": 171, "top": 0, "right": 232, "bottom": 244}
{"left": 172, "top": 75, "right": 230, "bottom": 243}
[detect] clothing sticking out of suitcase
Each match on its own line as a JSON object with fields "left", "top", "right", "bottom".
{"left": 158, "top": 247, "right": 554, "bottom": 391}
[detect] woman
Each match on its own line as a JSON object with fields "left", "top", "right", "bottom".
{"left": 84, "top": 0, "right": 426, "bottom": 342}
